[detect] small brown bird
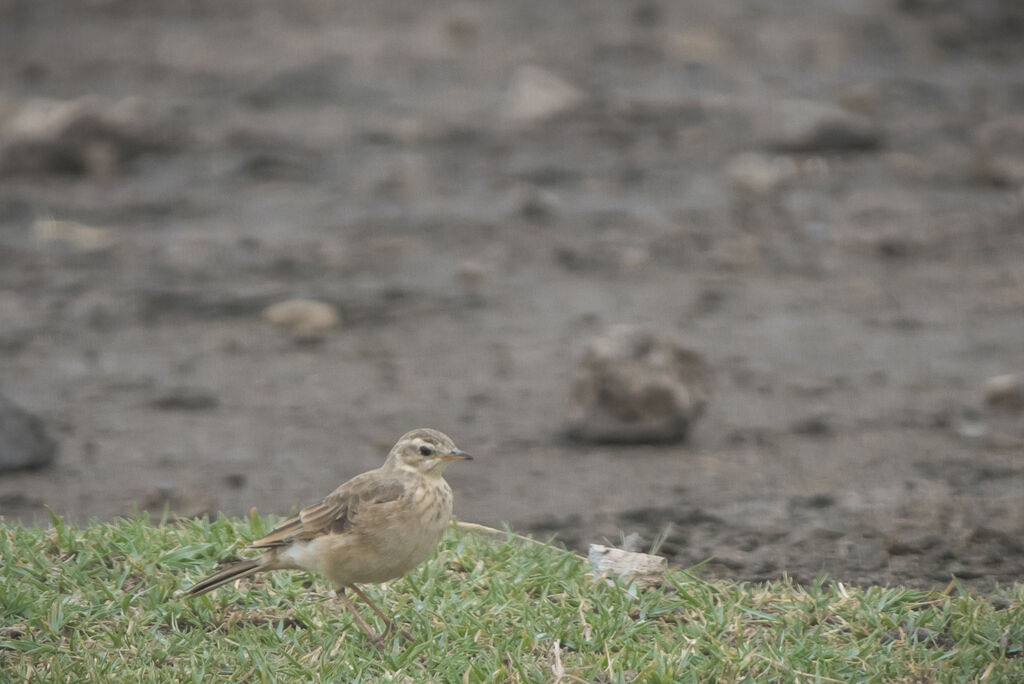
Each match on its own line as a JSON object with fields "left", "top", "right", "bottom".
{"left": 185, "top": 428, "right": 471, "bottom": 645}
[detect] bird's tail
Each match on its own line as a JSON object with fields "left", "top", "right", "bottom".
{"left": 185, "top": 557, "right": 266, "bottom": 598}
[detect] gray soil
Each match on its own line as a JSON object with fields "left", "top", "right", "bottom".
{"left": 2, "top": 0, "right": 1023, "bottom": 592}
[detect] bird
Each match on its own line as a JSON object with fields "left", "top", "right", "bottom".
{"left": 184, "top": 428, "right": 471, "bottom": 645}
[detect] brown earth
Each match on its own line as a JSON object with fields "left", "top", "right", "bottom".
{"left": 1, "top": 0, "right": 1023, "bottom": 592}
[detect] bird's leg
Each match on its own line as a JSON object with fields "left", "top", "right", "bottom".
{"left": 334, "top": 586, "right": 384, "bottom": 649}
{"left": 348, "top": 584, "right": 414, "bottom": 643}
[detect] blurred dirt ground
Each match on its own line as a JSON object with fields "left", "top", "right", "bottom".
{"left": 1, "top": 0, "right": 1023, "bottom": 590}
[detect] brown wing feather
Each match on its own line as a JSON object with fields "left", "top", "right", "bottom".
{"left": 248, "top": 470, "right": 407, "bottom": 549}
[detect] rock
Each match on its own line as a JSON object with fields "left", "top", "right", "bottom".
{"left": 503, "top": 183, "right": 562, "bottom": 222}
{"left": 149, "top": 387, "right": 219, "bottom": 412}
{"left": 791, "top": 493, "right": 836, "bottom": 509}
{"left": 758, "top": 98, "right": 883, "bottom": 153}
{"left": 566, "top": 325, "right": 712, "bottom": 444}
{"left": 955, "top": 407, "right": 988, "bottom": 440}
{"left": 0, "top": 96, "right": 182, "bottom": 176}
{"left": 838, "top": 82, "right": 882, "bottom": 115}
{"left": 886, "top": 535, "right": 926, "bottom": 556}
{"left": 0, "top": 394, "right": 58, "bottom": 472}
{"left": 262, "top": 298, "right": 341, "bottom": 340}
{"left": 588, "top": 544, "right": 667, "bottom": 590}
{"left": 725, "top": 152, "right": 799, "bottom": 195}
{"left": 618, "top": 246, "right": 650, "bottom": 272}
{"left": 664, "top": 29, "right": 726, "bottom": 63}
{"left": 502, "top": 65, "right": 586, "bottom": 126}
{"left": 790, "top": 412, "right": 834, "bottom": 436}
{"left": 989, "top": 596, "right": 1013, "bottom": 611}
{"left": 33, "top": 218, "right": 115, "bottom": 252}
{"left": 983, "top": 374, "right": 1024, "bottom": 411}
{"left": 223, "top": 473, "right": 247, "bottom": 489}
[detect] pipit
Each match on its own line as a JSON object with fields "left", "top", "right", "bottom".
{"left": 184, "top": 428, "right": 471, "bottom": 645}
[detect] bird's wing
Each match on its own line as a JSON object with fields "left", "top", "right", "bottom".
{"left": 248, "top": 470, "right": 408, "bottom": 549}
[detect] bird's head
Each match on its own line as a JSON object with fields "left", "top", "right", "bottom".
{"left": 387, "top": 428, "right": 472, "bottom": 476}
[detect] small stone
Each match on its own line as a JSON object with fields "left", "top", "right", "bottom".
{"left": 502, "top": 66, "right": 586, "bottom": 126}
{"left": 758, "top": 98, "right": 883, "bottom": 153}
{"left": 955, "top": 409, "right": 988, "bottom": 440}
{"left": 262, "top": 298, "right": 341, "bottom": 340}
{"left": 456, "top": 260, "right": 486, "bottom": 288}
{"left": 884, "top": 532, "right": 937, "bottom": 557}
{"left": 983, "top": 374, "right": 1024, "bottom": 411}
{"left": 566, "top": 325, "right": 712, "bottom": 444}
{"left": 0, "top": 96, "right": 181, "bottom": 176}
{"left": 503, "top": 183, "right": 562, "bottom": 222}
{"left": 790, "top": 412, "right": 833, "bottom": 436}
{"left": 792, "top": 493, "right": 836, "bottom": 509}
{"left": 838, "top": 82, "right": 882, "bottom": 115}
{"left": 0, "top": 393, "right": 58, "bottom": 472}
{"left": 885, "top": 536, "right": 921, "bottom": 556}
{"left": 664, "top": 29, "right": 725, "bottom": 62}
{"left": 725, "top": 152, "right": 799, "bottom": 195}
{"left": 989, "top": 596, "right": 1013, "bottom": 611}
{"left": 149, "top": 387, "right": 219, "bottom": 411}
{"left": 618, "top": 246, "right": 650, "bottom": 272}
{"left": 223, "top": 473, "right": 247, "bottom": 489}
{"left": 589, "top": 544, "right": 667, "bottom": 590}
{"left": 33, "top": 218, "right": 115, "bottom": 252}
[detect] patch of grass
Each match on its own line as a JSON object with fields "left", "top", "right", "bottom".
{"left": 1, "top": 513, "right": 1022, "bottom": 682}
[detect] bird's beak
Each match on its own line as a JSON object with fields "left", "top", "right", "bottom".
{"left": 444, "top": 448, "right": 473, "bottom": 461}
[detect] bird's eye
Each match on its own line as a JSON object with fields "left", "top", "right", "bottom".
{"left": 419, "top": 445, "right": 434, "bottom": 456}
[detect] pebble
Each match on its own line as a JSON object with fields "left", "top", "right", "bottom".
{"left": 566, "top": 325, "right": 712, "bottom": 444}
{"left": 983, "top": 373, "right": 1023, "bottom": 411}
{"left": 0, "top": 393, "right": 58, "bottom": 473}
{"left": 262, "top": 298, "right": 341, "bottom": 340}
{"left": 149, "top": 387, "right": 219, "bottom": 412}
{"left": 725, "top": 152, "right": 799, "bottom": 195}
{"left": 0, "top": 96, "right": 180, "bottom": 176}
{"left": 33, "top": 218, "right": 115, "bottom": 252}
{"left": 758, "top": 98, "right": 883, "bottom": 153}
{"left": 502, "top": 65, "right": 586, "bottom": 126}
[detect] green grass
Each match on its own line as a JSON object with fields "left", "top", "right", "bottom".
{"left": 1, "top": 514, "right": 1022, "bottom": 683}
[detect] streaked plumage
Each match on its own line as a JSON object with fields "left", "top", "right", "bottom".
{"left": 184, "top": 428, "right": 471, "bottom": 645}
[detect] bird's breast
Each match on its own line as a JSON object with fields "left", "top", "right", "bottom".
{"left": 301, "top": 476, "right": 455, "bottom": 587}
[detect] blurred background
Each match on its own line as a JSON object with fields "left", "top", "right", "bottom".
{"left": 1, "top": 0, "right": 1023, "bottom": 591}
